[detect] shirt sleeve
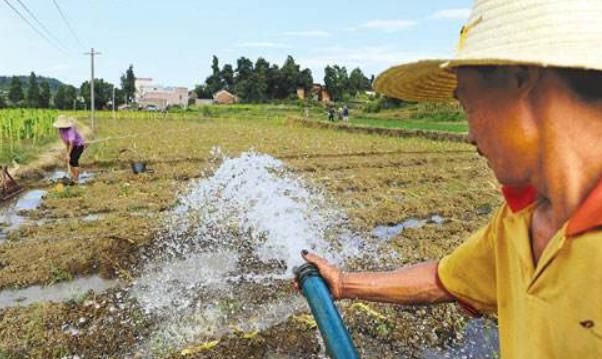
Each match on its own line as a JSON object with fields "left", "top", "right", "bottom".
{"left": 437, "top": 209, "right": 501, "bottom": 314}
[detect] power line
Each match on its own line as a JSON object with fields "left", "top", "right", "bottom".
{"left": 1, "top": 0, "right": 65, "bottom": 53}
{"left": 12, "top": 0, "right": 70, "bottom": 52}
{"left": 52, "top": 0, "right": 84, "bottom": 48}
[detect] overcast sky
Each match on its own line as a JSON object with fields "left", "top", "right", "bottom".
{"left": 1, "top": 0, "right": 472, "bottom": 88}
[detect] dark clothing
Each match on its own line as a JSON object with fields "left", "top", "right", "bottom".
{"left": 328, "top": 108, "right": 335, "bottom": 121}
{"left": 69, "top": 145, "right": 85, "bottom": 167}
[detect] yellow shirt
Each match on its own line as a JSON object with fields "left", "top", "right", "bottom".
{"left": 438, "top": 184, "right": 602, "bottom": 358}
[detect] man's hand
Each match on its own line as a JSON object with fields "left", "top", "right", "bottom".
{"left": 301, "top": 250, "right": 345, "bottom": 300}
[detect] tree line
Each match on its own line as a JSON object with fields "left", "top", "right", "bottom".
{"left": 195, "top": 55, "right": 373, "bottom": 103}
{"left": 0, "top": 56, "right": 375, "bottom": 110}
{"left": 0, "top": 66, "right": 137, "bottom": 111}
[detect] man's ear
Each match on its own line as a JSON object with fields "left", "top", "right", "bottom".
{"left": 511, "top": 66, "right": 542, "bottom": 98}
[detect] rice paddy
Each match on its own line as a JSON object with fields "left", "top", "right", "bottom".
{"left": 0, "top": 106, "right": 499, "bottom": 358}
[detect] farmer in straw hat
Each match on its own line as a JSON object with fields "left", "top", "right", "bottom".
{"left": 301, "top": 0, "right": 602, "bottom": 357}
{"left": 53, "top": 115, "right": 86, "bottom": 183}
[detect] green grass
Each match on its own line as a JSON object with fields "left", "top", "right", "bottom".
{"left": 348, "top": 116, "right": 468, "bottom": 133}
{"left": 0, "top": 104, "right": 466, "bottom": 168}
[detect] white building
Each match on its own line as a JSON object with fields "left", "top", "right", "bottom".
{"left": 135, "top": 77, "right": 188, "bottom": 109}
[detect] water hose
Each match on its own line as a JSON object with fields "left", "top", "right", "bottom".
{"left": 294, "top": 263, "right": 360, "bottom": 359}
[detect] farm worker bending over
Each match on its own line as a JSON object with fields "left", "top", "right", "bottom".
{"left": 301, "top": 0, "right": 602, "bottom": 357}
{"left": 53, "top": 115, "right": 86, "bottom": 183}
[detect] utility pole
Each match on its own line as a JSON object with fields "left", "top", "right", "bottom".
{"left": 84, "top": 48, "right": 101, "bottom": 132}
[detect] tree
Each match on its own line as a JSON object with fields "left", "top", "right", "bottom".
{"left": 39, "top": 81, "right": 51, "bottom": 108}
{"left": 8, "top": 77, "right": 24, "bottom": 106}
{"left": 266, "top": 64, "right": 283, "bottom": 99}
{"left": 120, "top": 65, "right": 136, "bottom": 104}
{"left": 280, "top": 55, "right": 301, "bottom": 98}
{"left": 205, "top": 55, "right": 224, "bottom": 95}
{"left": 80, "top": 79, "right": 114, "bottom": 110}
{"left": 236, "top": 73, "right": 267, "bottom": 103}
{"left": 194, "top": 84, "right": 212, "bottom": 99}
{"left": 324, "top": 65, "right": 349, "bottom": 101}
{"left": 0, "top": 94, "right": 6, "bottom": 109}
{"left": 299, "top": 68, "right": 313, "bottom": 94}
{"left": 235, "top": 57, "right": 254, "bottom": 82}
{"left": 348, "top": 68, "right": 371, "bottom": 96}
{"left": 54, "top": 84, "right": 77, "bottom": 110}
{"left": 220, "top": 64, "right": 235, "bottom": 92}
{"left": 26, "top": 72, "right": 41, "bottom": 108}
{"left": 234, "top": 57, "right": 255, "bottom": 100}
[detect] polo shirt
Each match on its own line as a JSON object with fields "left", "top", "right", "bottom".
{"left": 438, "top": 182, "right": 602, "bottom": 358}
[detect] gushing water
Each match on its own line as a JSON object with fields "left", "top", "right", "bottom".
{"left": 131, "top": 151, "right": 362, "bottom": 355}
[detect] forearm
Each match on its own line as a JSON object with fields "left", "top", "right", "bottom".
{"left": 341, "top": 261, "right": 453, "bottom": 305}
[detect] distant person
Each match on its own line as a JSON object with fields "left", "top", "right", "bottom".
{"left": 53, "top": 115, "right": 86, "bottom": 184}
{"left": 342, "top": 105, "right": 349, "bottom": 122}
{"left": 337, "top": 107, "right": 343, "bottom": 121}
{"left": 327, "top": 105, "right": 335, "bottom": 122}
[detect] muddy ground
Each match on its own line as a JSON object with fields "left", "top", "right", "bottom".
{"left": 0, "top": 113, "right": 500, "bottom": 358}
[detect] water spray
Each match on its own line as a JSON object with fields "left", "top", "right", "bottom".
{"left": 294, "top": 262, "right": 360, "bottom": 359}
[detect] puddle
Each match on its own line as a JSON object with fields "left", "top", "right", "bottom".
{"left": 15, "top": 190, "right": 47, "bottom": 211}
{"left": 372, "top": 215, "right": 446, "bottom": 240}
{"left": 422, "top": 318, "right": 499, "bottom": 358}
{"left": 0, "top": 275, "right": 118, "bottom": 310}
{"left": 0, "top": 190, "right": 47, "bottom": 241}
{"left": 82, "top": 214, "right": 103, "bottom": 222}
{"left": 47, "top": 170, "right": 95, "bottom": 184}
{"left": 430, "top": 214, "right": 445, "bottom": 225}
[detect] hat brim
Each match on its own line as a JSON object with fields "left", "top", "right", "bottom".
{"left": 373, "top": 59, "right": 457, "bottom": 102}
{"left": 53, "top": 121, "right": 73, "bottom": 128}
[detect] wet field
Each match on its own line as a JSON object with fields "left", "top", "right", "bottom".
{"left": 0, "top": 114, "right": 500, "bottom": 358}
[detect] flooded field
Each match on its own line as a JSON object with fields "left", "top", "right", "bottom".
{"left": 0, "top": 114, "right": 500, "bottom": 358}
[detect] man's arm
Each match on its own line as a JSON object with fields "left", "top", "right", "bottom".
{"left": 302, "top": 252, "right": 453, "bottom": 305}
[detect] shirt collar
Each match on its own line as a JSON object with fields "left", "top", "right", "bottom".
{"left": 502, "top": 179, "right": 602, "bottom": 237}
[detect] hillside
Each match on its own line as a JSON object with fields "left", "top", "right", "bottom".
{"left": 0, "top": 75, "right": 66, "bottom": 94}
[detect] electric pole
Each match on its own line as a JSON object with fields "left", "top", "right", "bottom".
{"left": 84, "top": 48, "right": 101, "bottom": 131}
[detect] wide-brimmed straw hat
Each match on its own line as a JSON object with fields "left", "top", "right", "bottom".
{"left": 374, "top": 0, "right": 602, "bottom": 102}
{"left": 53, "top": 115, "right": 74, "bottom": 129}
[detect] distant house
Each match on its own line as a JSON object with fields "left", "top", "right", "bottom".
{"left": 213, "top": 90, "right": 237, "bottom": 105}
{"left": 297, "top": 84, "right": 332, "bottom": 103}
{"left": 135, "top": 77, "right": 188, "bottom": 110}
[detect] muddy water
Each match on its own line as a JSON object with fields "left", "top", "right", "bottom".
{"left": 372, "top": 215, "right": 445, "bottom": 240}
{"left": 47, "top": 170, "right": 96, "bottom": 184}
{"left": 0, "top": 189, "right": 47, "bottom": 240}
{"left": 0, "top": 275, "right": 118, "bottom": 309}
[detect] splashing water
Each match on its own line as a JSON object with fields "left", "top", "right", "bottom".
{"left": 131, "top": 151, "right": 362, "bottom": 355}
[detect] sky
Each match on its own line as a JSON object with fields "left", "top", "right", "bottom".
{"left": 0, "top": 0, "right": 472, "bottom": 89}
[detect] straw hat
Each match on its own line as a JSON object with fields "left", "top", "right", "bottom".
{"left": 53, "top": 115, "right": 74, "bottom": 129}
{"left": 374, "top": 0, "right": 602, "bottom": 102}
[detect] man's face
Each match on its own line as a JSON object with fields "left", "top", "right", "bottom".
{"left": 454, "top": 67, "right": 539, "bottom": 186}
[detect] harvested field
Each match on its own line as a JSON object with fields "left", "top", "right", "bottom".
{"left": 0, "top": 112, "right": 500, "bottom": 358}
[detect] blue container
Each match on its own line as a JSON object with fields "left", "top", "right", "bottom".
{"left": 295, "top": 263, "right": 360, "bottom": 359}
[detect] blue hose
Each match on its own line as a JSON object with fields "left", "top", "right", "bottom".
{"left": 295, "top": 263, "right": 360, "bottom": 359}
